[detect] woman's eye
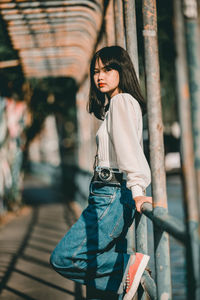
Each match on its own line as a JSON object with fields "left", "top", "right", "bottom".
{"left": 94, "top": 70, "right": 99, "bottom": 74}
{"left": 105, "top": 68, "right": 112, "bottom": 73}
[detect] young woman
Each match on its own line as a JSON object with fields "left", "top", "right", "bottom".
{"left": 50, "top": 46, "right": 152, "bottom": 299}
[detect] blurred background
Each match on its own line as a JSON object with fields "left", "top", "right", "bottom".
{"left": 0, "top": 1, "right": 200, "bottom": 300}
{"left": 0, "top": 0, "right": 183, "bottom": 211}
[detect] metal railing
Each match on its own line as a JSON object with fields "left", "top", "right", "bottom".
{"left": 113, "top": 0, "right": 200, "bottom": 299}
{"left": 61, "top": 0, "right": 200, "bottom": 299}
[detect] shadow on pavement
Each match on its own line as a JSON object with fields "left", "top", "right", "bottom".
{"left": 0, "top": 175, "right": 85, "bottom": 300}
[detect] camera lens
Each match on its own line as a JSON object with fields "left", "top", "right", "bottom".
{"left": 102, "top": 169, "right": 110, "bottom": 179}
{"left": 99, "top": 168, "right": 112, "bottom": 182}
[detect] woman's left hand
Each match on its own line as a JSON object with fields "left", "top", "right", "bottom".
{"left": 133, "top": 196, "right": 153, "bottom": 213}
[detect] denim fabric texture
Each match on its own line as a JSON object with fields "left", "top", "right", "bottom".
{"left": 50, "top": 179, "right": 136, "bottom": 296}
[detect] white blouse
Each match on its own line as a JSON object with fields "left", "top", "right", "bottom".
{"left": 95, "top": 93, "right": 151, "bottom": 199}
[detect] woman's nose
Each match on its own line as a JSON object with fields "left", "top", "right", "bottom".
{"left": 98, "top": 70, "right": 104, "bottom": 80}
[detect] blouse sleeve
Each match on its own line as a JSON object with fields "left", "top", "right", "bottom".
{"left": 107, "top": 93, "right": 151, "bottom": 198}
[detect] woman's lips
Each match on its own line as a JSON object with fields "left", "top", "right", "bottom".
{"left": 98, "top": 83, "right": 105, "bottom": 87}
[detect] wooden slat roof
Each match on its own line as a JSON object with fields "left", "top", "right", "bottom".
{"left": 0, "top": 0, "right": 104, "bottom": 81}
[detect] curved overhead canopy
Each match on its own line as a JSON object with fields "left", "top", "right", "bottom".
{"left": 0, "top": 0, "right": 105, "bottom": 82}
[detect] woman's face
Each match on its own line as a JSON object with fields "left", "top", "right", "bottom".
{"left": 93, "top": 58, "right": 120, "bottom": 99}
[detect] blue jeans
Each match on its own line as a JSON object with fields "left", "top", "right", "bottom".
{"left": 50, "top": 179, "right": 136, "bottom": 296}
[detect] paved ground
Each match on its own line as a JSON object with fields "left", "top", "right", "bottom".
{"left": 0, "top": 175, "right": 86, "bottom": 300}
{"left": 0, "top": 173, "right": 186, "bottom": 300}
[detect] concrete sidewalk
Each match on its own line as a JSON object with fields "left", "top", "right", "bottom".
{"left": 0, "top": 176, "right": 86, "bottom": 300}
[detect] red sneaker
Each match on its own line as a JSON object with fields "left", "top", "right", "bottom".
{"left": 123, "top": 253, "right": 150, "bottom": 300}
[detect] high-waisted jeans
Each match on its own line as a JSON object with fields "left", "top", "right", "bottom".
{"left": 50, "top": 179, "right": 136, "bottom": 296}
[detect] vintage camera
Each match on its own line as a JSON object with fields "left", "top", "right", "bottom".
{"left": 97, "top": 167, "right": 113, "bottom": 182}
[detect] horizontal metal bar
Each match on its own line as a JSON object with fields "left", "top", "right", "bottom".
{"left": 141, "top": 203, "right": 187, "bottom": 243}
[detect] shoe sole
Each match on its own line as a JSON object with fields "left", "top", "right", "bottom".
{"left": 123, "top": 254, "right": 150, "bottom": 300}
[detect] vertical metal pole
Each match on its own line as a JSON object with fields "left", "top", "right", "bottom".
{"left": 183, "top": 0, "right": 200, "bottom": 217}
{"left": 135, "top": 215, "right": 149, "bottom": 300}
{"left": 122, "top": 0, "right": 138, "bottom": 259}
{"left": 142, "top": 1, "right": 172, "bottom": 299}
{"left": 173, "top": 1, "right": 200, "bottom": 298}
{"left": 123, "top": 1, "right": 150, "bottom": 299}
{"left": 182, "top": 1, "right": 200, "bottom": 298}
{"left": 105, "top": 0, "right": 116, "bottom": 46}
{"left": 113, "top": 0, "right": 125, "bottom": 48}
{"left": 123, "top": 0, "right": 139, "bottom": 77}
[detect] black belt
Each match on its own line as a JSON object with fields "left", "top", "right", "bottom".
{"left": 92, "top": 167, "right": 123, "bottom": 185}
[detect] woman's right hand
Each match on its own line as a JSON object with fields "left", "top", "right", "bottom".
{"left": 133, "top": 196, "right": 153, "bottom": 213}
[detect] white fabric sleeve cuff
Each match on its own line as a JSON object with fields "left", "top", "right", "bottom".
{"left": 131, "top": 185, "right": 144, "bottom": 199}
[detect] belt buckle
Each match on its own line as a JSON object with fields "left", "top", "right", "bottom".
{"left": 97, "top": 167, "right": 113, "bottom": 182}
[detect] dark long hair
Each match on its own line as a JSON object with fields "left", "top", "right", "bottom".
{"left": 87, "top": 46, "right": 146, "bottom": 120}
